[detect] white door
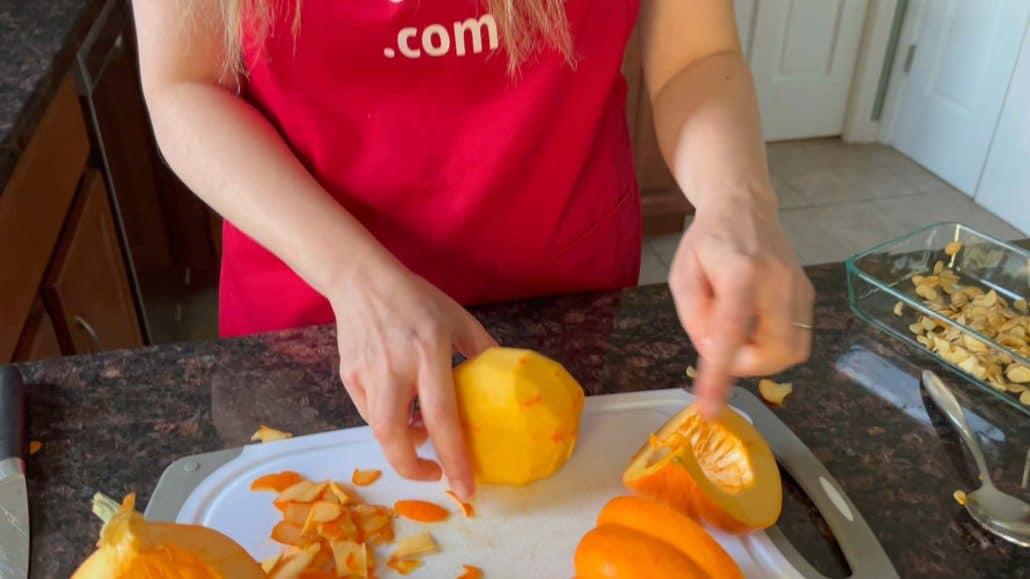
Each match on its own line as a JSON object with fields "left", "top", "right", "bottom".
{"left": 975, "top": 25, "right": 1030, "bottom": 234}
{"left": 888, "top": 0, "right": 1030, "bottom": 196}
{"left": 738, "top": 0, "right": 870, "bottom": 141}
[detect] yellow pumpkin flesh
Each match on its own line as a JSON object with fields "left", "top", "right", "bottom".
{"left": 454, "top": 347, "right": 585, "bottom": 485}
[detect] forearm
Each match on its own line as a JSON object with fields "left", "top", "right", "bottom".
{"left": 146, "top": 83, "right": 394, "bottom": 296}
{"left": 651, "top": 50, "right": 777, "bottom": 212}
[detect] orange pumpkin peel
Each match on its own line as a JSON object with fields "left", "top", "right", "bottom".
{"left": 394, "top": 500, "right": 450, "bottom": 523}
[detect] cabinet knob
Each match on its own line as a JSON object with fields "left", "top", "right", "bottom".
{"left": 73, "top": 316, "right": 101, "bottom": 350}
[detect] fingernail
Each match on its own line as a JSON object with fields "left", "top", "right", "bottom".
{"left": 454, "top": 480, "right": 474, "bottom": 501}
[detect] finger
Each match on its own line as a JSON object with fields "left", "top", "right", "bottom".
{"left": 669, "top": 250, "right": 715, "bottom": 349}
{"left": 417, "top": 341, "right": 476, "bottom": 500}
{"left": 453, "top": 311, "right": 499, "bottom": 359}
{"left": 694, "top": 265, "right": 756, "bottom": 419}
{"left": 340, "top": 371, "right": 370, "bottom": 423}
{"left": 732, "top": 272, "right": 814, "bottom": 375}
{"left": 367, "top": 380, "right": 440, "bottom": 481}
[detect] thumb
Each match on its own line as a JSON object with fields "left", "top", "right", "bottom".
{"left": 453, "top": 311, "right": 498, "bottom": 359}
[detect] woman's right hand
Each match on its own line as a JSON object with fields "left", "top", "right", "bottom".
{"left": 330, "top": 260, "right": 497, "bottom": 500}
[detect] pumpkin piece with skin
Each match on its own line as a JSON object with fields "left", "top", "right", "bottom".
{"left": 453, "top": 347, "right": 585, "bottom": 486}
{"left": 71, "top": 493, "right": 265, "bottom": 579}
{"left": 574, "top": 525, "right": 706, "bottom": 579}
{"left": 623, "top": 403, "right": 782, "bottom": 533}
{"left": 595, "top": 496, "right": 742, "bottom": 579}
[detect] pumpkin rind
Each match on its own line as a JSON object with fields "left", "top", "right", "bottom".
{"left": 574, "top": 525, "right": 707, "bottom": 579}
{"left": 596, "top": 496, "right": 742, "bottom": 579}
{"left": 623, "top": 404, "right": 782, "bottom": 533}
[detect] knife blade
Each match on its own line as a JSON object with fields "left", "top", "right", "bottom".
{"left": 0, "top": 365, "right": 28, "bottom": 579}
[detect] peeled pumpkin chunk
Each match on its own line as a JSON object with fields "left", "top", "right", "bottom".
{"left": 72, "top": 493, "right": 265, "bottom": 579}
{"left": 623, "top": 403, "right": 782, "bottom": 533}
{"left": 453, "top": 347, "right": 585, "bottom": 485}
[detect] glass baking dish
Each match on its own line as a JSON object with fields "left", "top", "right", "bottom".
{"left": 846, "top": 223, "right": 1030, "bottom": 415}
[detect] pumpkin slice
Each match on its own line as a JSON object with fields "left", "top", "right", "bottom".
{"left": 252, "top": 471, "right": 304, "bottom": 493}
{"left": 444, "top": 491, "right": 475, "bottom": 518}
{"left": 457, "top": 564, "right": 484, "bottom": 579}
{"left": 387, "top": 558, "right": 423, "bottom": 575}
{"left": 278, "top": 480, "right": 327, "bottom": 504}
{"left": 330, "top": 540, "right": 368, "bottom": 578}
{"left": 394, "top": 499, "right": 450, "bottom": 523}
{"left": 575, "top": 525, "right": 705, "bottom": 579}
{"left": 252, "top": 425, "right": 293, "bottom": 443}
{"left": 270, "top": 542, "right": 320, "bottom": 579}
{"left": 623, "top": 403, "right": 782, "bottom": 533}
{"left": 596, "top": 496, "right": 741, "bottom": 579}
{"left": 351, "top": 468, "right": 382, "bottom": 486}
{"left": 390, "top": 532, "right": 439, "bottom": 560}
{"left": 758, "top": 379, "right": 793, "bottom": 405}
{"left": 271, "top": 521, "right": 305, "bottom": 546}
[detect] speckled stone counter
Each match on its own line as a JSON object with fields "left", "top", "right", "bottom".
{"left": 0, "top": 0, "right": 105, "bottom": 188}
{"left": 17, "top": 261, "right": 1030, "bottom": 578}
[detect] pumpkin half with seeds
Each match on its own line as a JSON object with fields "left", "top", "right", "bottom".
{"left": 622, "top": 403, "right": 781, "bottom": 533}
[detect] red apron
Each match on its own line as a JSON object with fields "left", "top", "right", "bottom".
{"left": 220, "top": 0, "right": 642, "bottom": 336}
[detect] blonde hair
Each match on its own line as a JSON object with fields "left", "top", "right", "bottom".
{"left": 217, "top": 0, "right": 573, "bottom": 76}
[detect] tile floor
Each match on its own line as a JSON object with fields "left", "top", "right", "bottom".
{"left": 639, "top": 139, "right": 1027, "bottom": 285}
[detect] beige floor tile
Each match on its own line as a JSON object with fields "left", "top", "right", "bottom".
{"left": 777, "top": 189, "right": 1024, "bottom": 266}
{"left": 638, "top": 243, "right": 670, "bottom": 286}
{"left": 648, "top": 233, "right": 682, "bottom": 267}
{"left": 777, "top": 208, "right": 856, "bottom": 265}
{"left": 767, "top": 139, "right": 951, "bottom": 207}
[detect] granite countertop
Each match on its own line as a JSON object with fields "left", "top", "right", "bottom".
{"left": 0, "top": 0, "right": 106, "bottom": 188}
{"left": 17, "top": 260, "right": 1030, "bottom": 578}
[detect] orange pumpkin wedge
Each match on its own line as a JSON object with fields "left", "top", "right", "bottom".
{"left": 575, "top": 525, "right": 705, "bottom": 579}
{"left": 623, "top": 403, "right": 782, "bottom": 533}
{"left": 394, "top": 500, "right": 450, "bottom": 523}
{"left": 596, "top": 496, "right": 741, "bottom": 579}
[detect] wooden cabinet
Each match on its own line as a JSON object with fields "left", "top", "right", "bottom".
{"left": 44, "top": 171, "right": 143, "bottom": 354}
{"left": 1, "top": 72, "right": 144, "bottom": 362}
{"left": 0, "top": 76, "right": 89, "bottom": 361}
{"left": 13, "top": 301, "right": 63, "bottom": 362}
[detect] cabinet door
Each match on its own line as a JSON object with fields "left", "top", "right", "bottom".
{"left": 13, "top": 300, "right": 63, "bottom": 362}
{"left": 45, "top": 170, "right": 143, "bottom": 354}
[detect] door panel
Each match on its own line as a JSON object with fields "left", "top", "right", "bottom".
{"left": 749, "top": 0, "right": 870, "bottom": 140}
{"left": 890, "top": 0, "right": 1030, "bottom": 195}
{"left": 976, "top": 22, "right": 1030, "bottom": 234}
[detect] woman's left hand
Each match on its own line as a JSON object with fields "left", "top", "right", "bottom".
{"left": 668, "top": 194, "right": 814, "bottom": 418}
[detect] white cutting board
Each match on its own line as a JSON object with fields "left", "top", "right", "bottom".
{"left": 172, "top": 390, "right": 803, "bottom": 578}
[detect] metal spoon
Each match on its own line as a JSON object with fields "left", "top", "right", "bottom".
{"left": 921, "top": 370, "right": 1030, "bottom": 547}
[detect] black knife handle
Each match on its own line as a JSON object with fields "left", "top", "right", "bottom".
{"left": 0, "top": 365, "right": 25, "bottom": 463}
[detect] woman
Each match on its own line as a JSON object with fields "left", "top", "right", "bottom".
{"left": 133, "top": 0, "right": 814, "bottom": 500}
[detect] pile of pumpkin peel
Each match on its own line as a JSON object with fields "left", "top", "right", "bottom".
{"left": 251, "top": 469, "right": 480, "bottom": 578}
